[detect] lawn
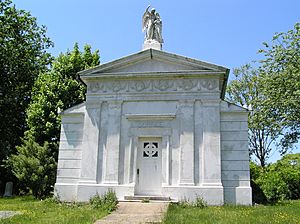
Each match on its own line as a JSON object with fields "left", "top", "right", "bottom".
{"left": 0, "top": 196, "right": 108, "bottom": 224}
{"left": 163, "top": 200, "right": 300, "bottom": 224}
{"left": 2, "top": 197, "right": 300, "bottom": 224}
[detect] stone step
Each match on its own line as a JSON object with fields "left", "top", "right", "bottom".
{"left": 124, "top": 195, "right": 171, "bottom": 201}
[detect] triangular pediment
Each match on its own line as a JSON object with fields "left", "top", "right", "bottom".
{"left": 106, "top": 58, "right": 207, "bottom": 73}
{"left": 79, "top": 49, "right": 228, "bottom": 77}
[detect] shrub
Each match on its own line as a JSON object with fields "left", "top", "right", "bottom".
{"left": 250, "top": 180, "right": 268, "bottom": 204}
{"left": 90, "top": 189, "right": 118, "bottom": 212}
{"left": 250, "top": 153, "right": 300, "bottom": 203}
{"left": 6, "top": 138, "right": 57, "bottom": 199}
{"left": 256, "top": 170, "right": 288, "bottom": 203}
{"left": 274, "top": 153, "right": 300, "bottom": 199}
{"left": 250, "top": 162, "right": 268, "bottom": 204}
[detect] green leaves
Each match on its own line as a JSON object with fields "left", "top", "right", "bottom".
{"left": 251, "top": 153, "right": 300, "bottom": 203}
{"left": 0, "top": 0, "right": 53, "bottom": 188}
{"left": 25, "top": 43, "right": 100, "bottom": 149}
{"left": 259, "top": 22, "right": 300, "bottom": 148}
{"left": 226, "top": 64, "right": 281, "bottom": 167}
{"left": 6, "top": 138, "right": 57, "bottom": 199}
{"left": 227, "top": 22, "right": 300, "bottom": 166}
{"left": 7, "top": 44, "right": 100, "bottom": 198}
{"left": 1, "top": 0, "right": 101, "bottom": 199}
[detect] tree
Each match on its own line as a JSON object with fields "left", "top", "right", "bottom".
{"left": 226, "top": 64, "right": 282, "bottom": 167}
{"left": 7, "top": 44, "right": 100, "bottom": 198}
{"left": 259, "top": 22, "right": 300, "bottom": 148}
{"left": 25, "top": 43, "right": 100, "bottom": 148}
{"left": 0, "top": 0, "right": 53, "bottom": 191}
{"left": 7, "top": 139, "right": 56, "bottom": 199}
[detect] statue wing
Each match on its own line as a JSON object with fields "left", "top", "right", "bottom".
{"left": 142, "top": 8, "right": 150, "bottom": 31}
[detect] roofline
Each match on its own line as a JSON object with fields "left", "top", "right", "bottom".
{"left": 151, "top": 49, "right": 228, "bottom": 72}
{"left": 80, "top": 70, "right": 226, "bottom": 81}
{"left": 222, "top": 99, "right": 249, "bottom": 111}
{"left": 221, "top": 68, "right": 230, "bottom": 100}
{"left": 78, "top": 49, "right": 229, "bottom": 77}
{"left": 60, "top": 102, "right": 86, "bottom": 115}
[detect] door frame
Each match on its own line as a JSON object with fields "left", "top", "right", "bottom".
{"left": 128, "top": 128, "right": 172, "bottom": 193}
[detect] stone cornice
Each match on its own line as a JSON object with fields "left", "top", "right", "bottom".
{"left": 125, "top": 114, "right": 176, "bottom": 121}
{"left": 81, "top": 70, "right": 225, "bottom": 82}
{"left": 87, "top": 78, "right": 219, "bottom": 94}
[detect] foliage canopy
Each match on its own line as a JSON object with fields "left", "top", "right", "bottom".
{"left": 0, "top": 0, "right": 53, "bottom": 190}
{"left": 259, "top": 22, "right": 300, "bottom": 148}
{"left": 7, "top": 44, "right": 100, "bottom": 198}
{"left": 226, "top": 64, "right": 282, "bottom": 167}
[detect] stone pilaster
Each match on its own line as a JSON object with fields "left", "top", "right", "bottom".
{"left": 79, "top": 101, "right": 102, "bottom": 184}
{"left": 102, "top": 101, "right": 123, "bottom": 184}
{"left": 127, "top": 135, "right": 134, "bottom": 184}
{"left": 162, "top": 135, "right": 171, "bottom": 186}
{"left": 201, "top": 99, "right": 222, "bottom": 186}
{"left": 178, "top": 100, "right": 195, "bottom": 185}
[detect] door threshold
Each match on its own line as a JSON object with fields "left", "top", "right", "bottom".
{"left": 124, "top": 195, "right": 171, "bottom": 201}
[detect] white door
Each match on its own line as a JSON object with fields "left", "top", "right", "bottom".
{"left": 135, "top": 137, "right": 162, "bottom": 195}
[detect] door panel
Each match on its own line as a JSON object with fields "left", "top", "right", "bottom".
{"left": 135, "top": 137, "right": 162, "bottom": 195}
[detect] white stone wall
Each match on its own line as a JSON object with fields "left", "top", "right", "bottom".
{"left": 220, "top": 101, "right": 252, "bottom": 205}
{"left": 55, "top": 112, "right": 84, "bottom": 201}
{"left": 54, "top": 50, "right": 252, "bottom": 205}
{"left": 56, "top": 114, "right": 84, "bottom": 183}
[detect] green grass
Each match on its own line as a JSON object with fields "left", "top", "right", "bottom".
{"left": 0, "top": 196, "right": 109, "bottom": 224}
{"left": 163, "top": 200, "right": 300, "bottom": 224}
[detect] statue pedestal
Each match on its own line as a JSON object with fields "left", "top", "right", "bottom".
{"left": 143, "top": 40, "right": 162, "bottom": 51}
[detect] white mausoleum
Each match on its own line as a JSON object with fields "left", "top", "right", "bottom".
{"left": 54, "top": 47, "right": 252, "bottom": 205}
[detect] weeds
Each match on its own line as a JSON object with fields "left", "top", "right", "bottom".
{"left": 178, "top": 195, "right": 207, "bottom": 209}
{"left": 142, "top": 198, "right": 150, "bottom": 203}
{"left": 90, "top": 189, "right": 118, "bottom": 212}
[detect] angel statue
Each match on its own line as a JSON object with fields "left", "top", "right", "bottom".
{"left": 142, "top": 6, "right": 163, "bottom": 43}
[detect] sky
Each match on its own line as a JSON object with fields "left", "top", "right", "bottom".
{"left": 12, "top": 0, "right": 300, "bottom": 162}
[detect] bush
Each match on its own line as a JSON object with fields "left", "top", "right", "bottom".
{"left": 274, "top": 153, "right": 300, "bottom": 199}
{"left": 250, "top": 153, "right": 300, "bottom": 203}
{"left": 90, "top": 189, "right": 118, "bottom": 212}
{"left": 256, "top": 170, "right": 288, "bottom": 203}
{"left": 250, "top": 180, "right": 268, "bottom": 204}
{"left": 6, "top": 138, "right": 57, "bottom": 199}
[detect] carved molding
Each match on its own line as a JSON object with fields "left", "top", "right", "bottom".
{"left": 126, "top": 114, "right": 176, "bottom": 121}
{"left": 88, "top": 79, "right": 218, "bottom": 94}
